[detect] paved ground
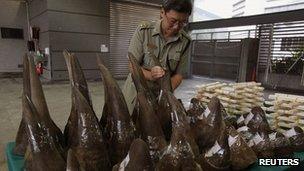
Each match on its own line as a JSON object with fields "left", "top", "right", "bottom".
{"left": 0, "top": 76, "right": 277, "bottom": 170}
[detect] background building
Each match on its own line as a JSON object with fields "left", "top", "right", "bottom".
{"left": 232, "top": 0, "right": 304, "bottom": 17}
{"left": 265, "top": 0, "right": 304, "bottom": 13}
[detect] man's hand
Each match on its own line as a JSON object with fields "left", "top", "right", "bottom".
{"left": 151, "top": 66, "right": 165, "bottom": 80}
{"left": 128, "top": 62, "right": 164, "bottom": 81}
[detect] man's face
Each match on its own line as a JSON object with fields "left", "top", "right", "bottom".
{"left": 161, "top": 9, "right": 189, "bottom": 37}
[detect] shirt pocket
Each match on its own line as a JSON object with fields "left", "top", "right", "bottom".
{"left": 168, "top": 52, "right": 181, "bottom": 72}
{"left": 142, "top": 51, "right": 154, "bottom": 69}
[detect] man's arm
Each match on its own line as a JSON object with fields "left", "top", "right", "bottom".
{"left": 128, "top": 22, "right": 165, "bottom": 81}
{"left": 170, "top": 39, "right": 191, "bottom": 90}
{"left": 128, "top": 62, "right": 152, "bottom": 81}
{"left": 171, "top": 74, "right": 183, "bottom": 90}
{"left": 128, "top": 62, "right": 164, "bottom": 81}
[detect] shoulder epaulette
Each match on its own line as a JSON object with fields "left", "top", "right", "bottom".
{"left": 180, "top": 30, "right": 191, "bottom": 41}
{"left": 138, "top": 21, "right": 153, "bottom": 30}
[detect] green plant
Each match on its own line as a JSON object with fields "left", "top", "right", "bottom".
{"left": 271, "top": 46, "right": 304, "bottom": 75}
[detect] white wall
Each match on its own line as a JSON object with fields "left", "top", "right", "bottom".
{"left": 245, "top": 0, "right": 265, "bottom": 15}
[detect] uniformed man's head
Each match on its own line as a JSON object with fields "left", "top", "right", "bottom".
{"left": 160, "top": 0, "right": 192, "bottom": 36}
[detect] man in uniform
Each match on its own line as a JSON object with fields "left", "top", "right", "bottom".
{"left": 123, "top": 0, "right": 192, "bottom": 114}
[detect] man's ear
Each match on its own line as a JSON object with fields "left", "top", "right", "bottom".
{"left": 160, "top": 8, "right": 165, "bottom": 18}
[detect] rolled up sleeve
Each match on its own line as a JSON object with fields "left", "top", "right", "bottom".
{"left": 128, "top": 25, "right": 144, "bottom": 63}
{"left": 175, "top": 41, "right": 191, "bottom": 76}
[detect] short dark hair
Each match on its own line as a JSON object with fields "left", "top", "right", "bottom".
{"left": 162, "top": 0, "right": 193, "bottom": 15}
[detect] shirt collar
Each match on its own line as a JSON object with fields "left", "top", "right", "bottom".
{"left": 152, "top": 20, "right": 162, "bottom": 36}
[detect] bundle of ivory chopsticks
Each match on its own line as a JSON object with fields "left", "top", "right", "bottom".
{"left": 265, "top": 93, "right": 304, "bottom": 133}
{"left": 195, "top": 82, "right": 264, "bottom": 115}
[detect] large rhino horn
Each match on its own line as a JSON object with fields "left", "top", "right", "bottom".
{"left": 63, "top": 50, "right": 91, "bottom": 105}
{"left": 67, "top": 149, "right": 80, "bottom": 171}
{"left": 27, "top": 55, "right": 64, "bottom": 154}
{"left": 73, "top": 87, "right": 111, "bottom": 170}
{"left": 23, "top": 94, "right": 66, "bottom": 170}
{"left": 73, "top": 86, "right": 103, "bottom": 142}
{"left": 165, "top": 92, "right": 200, "bottom": 156}
{"left": 97, "top": 55, "right": 130, "bottom": 121}
{"left": 63, "top": 50, "right": 93, "bottom": 148}
{"left": 27, "top": 55, "right": 50, "bottom": 119}
{"left": 22, "top": 94, "right": 44, "bottom": 151}
{"left": 14, "top": 54, "right": 31, "bottom": 155}
{"left": 128, "top": 52, "right": 148, "bottom": 92}
{"left": 113, "top": 138, "right": 154, "bottom": 171}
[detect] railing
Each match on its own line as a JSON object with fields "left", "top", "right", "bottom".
{"left": 191, "top": 27, "right": 258, "bottom": 42}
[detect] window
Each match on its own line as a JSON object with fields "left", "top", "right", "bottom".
{"left": 1, "top": 27, "right": 24, "bottom": 39}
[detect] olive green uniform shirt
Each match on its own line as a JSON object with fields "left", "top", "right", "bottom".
{"left": 122, "top": 19, "right": 191, "bottom": 114}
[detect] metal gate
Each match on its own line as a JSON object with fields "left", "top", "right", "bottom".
{"left": 109, "top": 0, "right": 160, "bottom": 78}
{"left": 191, "top": 40, "right": 242, "bottom": 80}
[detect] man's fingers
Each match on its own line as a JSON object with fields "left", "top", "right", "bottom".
{"left": 150, "top": 66, "right": 165, "bottom": 80}
{"left": 151, "top": 67, "right": 164, "bottom": 74}
{"left": 151, "top": 72, "right": 165, "bottom": 79}
{"left": 151, "top": 73, "right": 161, "bottom": 78}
